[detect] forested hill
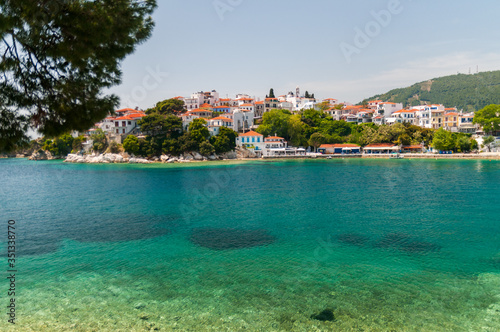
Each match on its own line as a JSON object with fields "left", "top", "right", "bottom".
{"left": 361, "top": 71, "right": 500, "bottom": 111}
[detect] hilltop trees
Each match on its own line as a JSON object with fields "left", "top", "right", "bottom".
{"left": 146, "top": 99, "right": 185, "bottom": 115}
{"left": 0, "top": 0, "right": 158, "bottom": 152}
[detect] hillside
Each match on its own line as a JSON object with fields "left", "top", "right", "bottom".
{"left": 361, "top": 70, "right": 500, "bottom": 111}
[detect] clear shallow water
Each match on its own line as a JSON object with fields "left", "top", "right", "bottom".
{"left": 1, "top": 158, "right": 499, "bottom": 331}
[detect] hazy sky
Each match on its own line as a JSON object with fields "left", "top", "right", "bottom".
{"left": 110, "top": 0, "right": 500, "bottom": 109}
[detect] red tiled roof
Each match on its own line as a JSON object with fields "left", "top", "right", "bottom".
{"left": 239, "top": 130, "right": 263, "bottom": 137}
{"left": 320, "top": 144, "right": 360, "bottom": 148}
{"left": 365, "top": 143, "right": 396, "bottom": 148}
{"left": 210, "top": 116, "right": 233, "bottom": 122}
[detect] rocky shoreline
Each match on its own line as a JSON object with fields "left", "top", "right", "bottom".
{"left": 62, "top": 151, "right": 240, "bottom": 164}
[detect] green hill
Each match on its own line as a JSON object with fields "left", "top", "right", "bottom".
{"left": 361, "top": 70, "right": 500, "bottom": 111}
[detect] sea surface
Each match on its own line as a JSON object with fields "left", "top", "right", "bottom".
{"left": 0, "top": 158, "right": 499, "bottom": 331}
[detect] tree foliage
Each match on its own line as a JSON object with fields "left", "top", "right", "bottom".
{"left": 90, "top": 128, "right": 107, "bottom": 153}
{"left": 210, "top": 126, "right": 237, "bottom": 153}
{"left": 123, "top": 135, "right": 139, "bottom": 155}
{"left": 473, "top": 104, "right": 500, "bottom": 134}
{"left": 0, "top": 0, "right": 157, "bottom": 152}
{"left": 432, "top": 128, "right": 455, "bottom": 151}
{"left": 146, "top": 98, "right": 185, "bottom": 115}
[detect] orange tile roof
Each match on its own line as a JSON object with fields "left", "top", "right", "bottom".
{"left": 320, "top": 144, "right": 360, "bottom": 148}
{"left": 265, "top": 136, "right": 284, "bottom": 140}
{"left": 116, "top": 108, "right": 137, "bottom": 113}
{"left": 200, "top": 103, "right": 213, "bottom": 108}
{"left": 189, "top": 109, "right": 213, "bottom": 113}
{"left": 240, "top": 103, "right": 254, "bottom": 107}
{"left": 365, "top": 143, "right": 396, "bottom": 148}
{"left": 210, "top": 116, "right": 233, "bottom": 122}
{"left": 239, "top": 130, "right": 263, "bottom": 137}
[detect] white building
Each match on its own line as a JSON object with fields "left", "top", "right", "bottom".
{"left": 236, "top": 131, "right": 265, "bottom": 155}
{"left": 232, "top": 109, "right": 254, "bottom": 132}
{"left": 207, "top": 116, "right": 233, "bottom": 136}
{"left": 376, "top": 102, "right": 403, "bottom": 119}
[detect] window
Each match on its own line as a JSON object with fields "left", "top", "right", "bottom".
{"left": 128, "top": 121, "right": 131, "bottom": 125}
{"left": 116, "top": 129, "right": 119, "bottom": 134}
{"left": 122, "top": 129, "right": 126, "bottom": 134}
{"left": 122, "top": 121, "right": 126, "bottom": 127}
{"left": 252, "top": 137, "right": 255, "bottom": 143}
{"left": 115, "top": 122, "right": 119, "bottom": 127}
{"left": 257, "top": 137, "right": 260, "bottom": 142}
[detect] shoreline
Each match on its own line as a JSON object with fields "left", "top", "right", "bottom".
{"left": 3, "top": 152, "right": 500, "bottom": 164}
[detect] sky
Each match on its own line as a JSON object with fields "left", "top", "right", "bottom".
{"left": 110, "top": 0, "right": 500, "bottom": 109}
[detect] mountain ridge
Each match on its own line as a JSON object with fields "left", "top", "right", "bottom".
{"left": 360, "top": 70, "right": 500, "bottom": 111}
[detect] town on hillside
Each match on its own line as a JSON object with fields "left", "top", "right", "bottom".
{"left": 22, "top": 87, "right": 500, "bottom": 161}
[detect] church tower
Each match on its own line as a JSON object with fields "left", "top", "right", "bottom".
{"left": 296, "top": 86, "right": 300, "bottom": 98}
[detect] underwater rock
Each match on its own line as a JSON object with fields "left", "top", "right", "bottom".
{"left": 71, "top": 215, "right": 171, "bottom": 243}
{"left": 311, "top": 309, "right": 335, "bottom": 322}
{"left": 373, "top": 233, "right": 412, "bottom": 249}
{"left": 190, "top": 228, "right": 275, "bottom": 250}
{"left": 374, "top": 233, "right": 441, "bottom": 254}
{"left": 337, "top": 233, "right": 369, "bottom": 246}
{"left": 399, "top": 241, "right": 441, "bottom": 254}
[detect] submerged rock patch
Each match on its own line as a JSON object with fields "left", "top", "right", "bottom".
{"left": 311, "top": 308, "right": 335, "bottom": 322}
{"left": 337, "top": 233, "right": 370, "bottom": 246}
{"left": 374, "top": 233, "right": 412, "bottom": 249}
{"left": 71, "top": 217, "right": 170, "bottom": 243}
{"left": 374, "top": 233, "right": 441, "bottom": 254}
{"left": 190, "top": 228, "right": 275, "bottom": 250}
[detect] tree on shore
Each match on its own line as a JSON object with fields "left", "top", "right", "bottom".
{"left": 0, "top": 0, "right": 158, "bottom": 152}
{"left": 473, "top": 104, "right": 500, "bottom": 135}
{"left": 123, "top": 135, "right": 140, "bottom": 155}
{"left": 482, "top": 136, "right": 495, "bottom": 152}
{"left": 308, "top": 133, "right": 326, "bottom": 152}
{"left": 432, "top": 128, "right": 455, "bottom": 151}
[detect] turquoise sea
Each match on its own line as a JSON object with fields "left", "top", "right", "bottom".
{"left": 1, "top": 158, "right": 499, "bottom": 331}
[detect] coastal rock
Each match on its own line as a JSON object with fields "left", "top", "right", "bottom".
{"left": 16, "top": 154, "right": 26, "bottom": 158}
{"left": 220, "top": 151, "right": 237, "bottom": 160}
{"left": 184, "top": 154, "right": 194, "bottom": 161}
{"left": 160, "top": 155, "right": 170, "bottom": 162}
{"left": 29, "top": 150, "right": 48, "bottom": 160}
{"left": 208, "top": 155, "right": 217, "bottom": 160}
{"left": 192, "top": 152, "right": 203, "bottom": 161}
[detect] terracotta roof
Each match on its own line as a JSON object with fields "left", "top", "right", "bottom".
{"left": 210, "top": 116, "right": 233, "bottom": 122}
{"left": 200, "top": 103, "right": 213, "bottom": 108}
{"left": 116, "top": 108, "right": 137, "bottom": 113}
{"left": 189, "top": 109, "right": 213, "bottom": 113}
{"left": 239, "top": 130, "right": 263, "bottom": 137}
{"left": 265, "top": 136, "right": 284, "bottom": 140}
{"left": 115, "top": 116, "right": 136, "bottom": 121}
{"left": 319, "top": 144, "right": 360, "bottom": 148}
{"left": 365, "top": 143, "right": 396, "bottom": 148}
{"left": 240, "top": 103, "right": 254, "bottom": 107}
